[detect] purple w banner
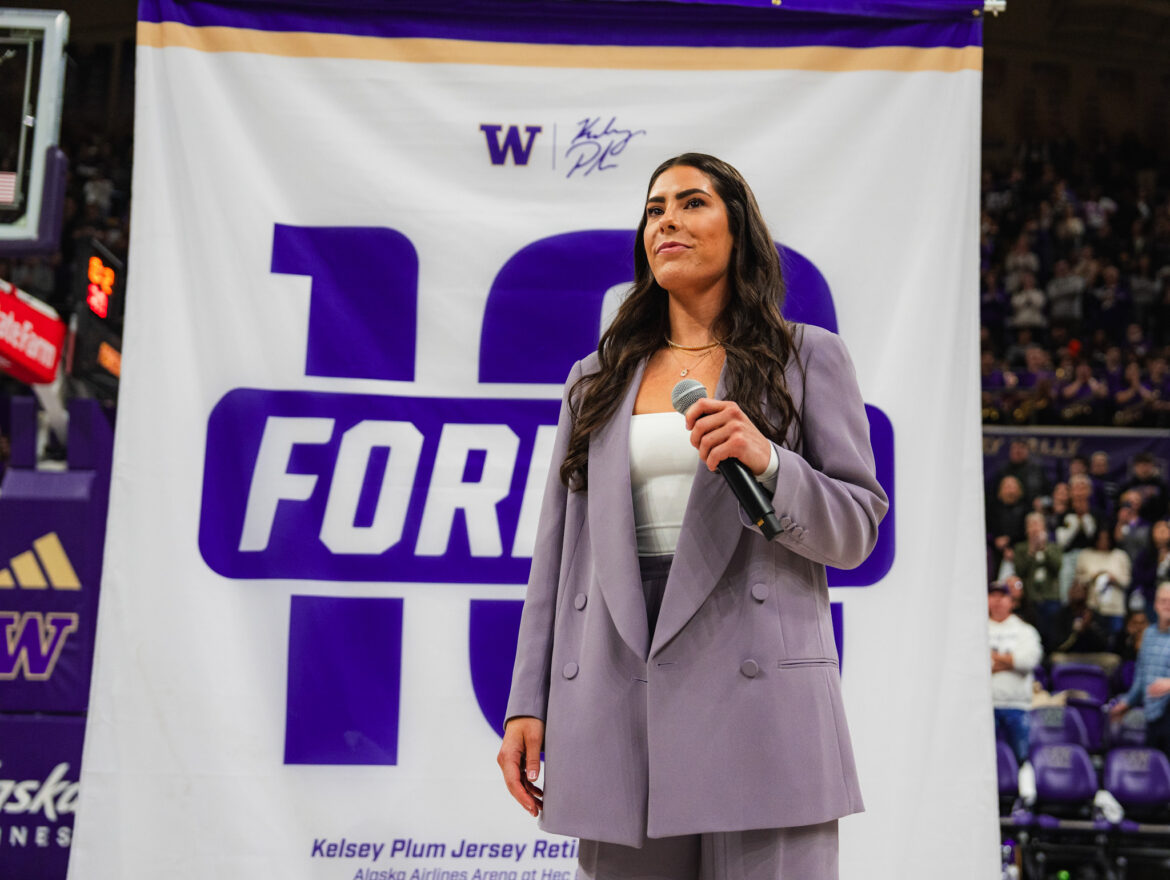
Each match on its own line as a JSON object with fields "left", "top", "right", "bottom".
{"left": 0, "top": 612, "right": 79, "bottom": 679}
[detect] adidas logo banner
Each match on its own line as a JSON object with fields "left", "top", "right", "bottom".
{"left": 0, "top": 529, "right": 98, "bottom": 712}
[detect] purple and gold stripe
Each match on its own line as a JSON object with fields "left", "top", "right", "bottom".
{"left": 137, "top": 20, "right": 981, "bottom": 72}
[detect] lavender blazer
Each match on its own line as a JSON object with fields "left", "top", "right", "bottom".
{"left": 505, "top": 324, "right": 888, "bottom": 846}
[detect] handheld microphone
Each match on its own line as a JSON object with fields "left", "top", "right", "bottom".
{"left": 672, "top": 378, "right": 783, "bottom": 541}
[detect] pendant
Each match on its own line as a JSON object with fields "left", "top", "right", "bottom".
{"left": 680, "top": 368, "right": 688, "bottom": 376}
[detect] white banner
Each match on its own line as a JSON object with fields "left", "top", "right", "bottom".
{"left": 74, "top": 3, "right": 995, "bottom": 878}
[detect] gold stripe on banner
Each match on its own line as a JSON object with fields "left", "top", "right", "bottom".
{"left": 34, "top": 533, "right": 81, "bottom": 590}
{"left": 10, "top": 550, "right": 48, "bottom": 589}
{"left": 0, "top": 568, "right": 13, "bottom": 588}
{"left": 137, "top": 21, "right": 982, "bottom": 73}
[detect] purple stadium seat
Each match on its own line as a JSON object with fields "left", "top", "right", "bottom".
{"left": 998, "top": 740, "right": 1020, "bottom": 814}
{"left": 1030, "top": 706, "right": 1090, "bottom": 753}
{"left": 1104, "top": 748, "right": 1170, "bottom": 823}
{"left": 1110, "top": 707, "right": 1147, "bottom": 749}
{"left": 1023, "top": 744, "right": 1115, "bottom": 879}
{"left": 1051, "top": 662, "right": 1111, "bottom": 705}
{"left": 1033, "top": 665, "right": 1049, "bottom": 692}
{"left": 1032, "top": 744, "right": 1099, "bottom": 817}
{"left": 1114, "top": 660, "right": 1135, "bottom": 695}
{"left": 1065, "top": 697, "right": 1106, "bottom": 752}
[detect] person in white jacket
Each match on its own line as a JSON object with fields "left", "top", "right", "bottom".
{"left": 989, "top": 581, "right": 1044, "bottom": 762}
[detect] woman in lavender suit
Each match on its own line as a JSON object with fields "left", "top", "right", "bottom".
{"left": 497, "top": 154, "right": 888, "bottom": 879}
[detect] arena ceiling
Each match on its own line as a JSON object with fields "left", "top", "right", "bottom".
{"left": 986, "top": 0, "right": 1170, "bottom": 70}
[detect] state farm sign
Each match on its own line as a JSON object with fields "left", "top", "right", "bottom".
{"left": 0, "top": 280, "right": 64, "bottom": 384}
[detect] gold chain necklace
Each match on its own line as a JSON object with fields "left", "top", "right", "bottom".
{"left": 665, "top": 336, "right": 722, "bottom": 352}
{"left": 666, "top": 342, "right": 721, "bottom": 377}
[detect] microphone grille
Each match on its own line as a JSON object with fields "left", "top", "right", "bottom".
{"left": 671, "top": 378, "right": 708, "bottom": 415}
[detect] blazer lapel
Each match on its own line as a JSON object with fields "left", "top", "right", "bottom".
{"left": 650, "top": 364, "right": 744, "bottom": 657}
{"left": 588, "top": 359, "right": 650, "bottom": 660}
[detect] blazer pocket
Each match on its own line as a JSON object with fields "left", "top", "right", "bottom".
{"left": 777, "top": 658, "right": 838, "bottom": 669}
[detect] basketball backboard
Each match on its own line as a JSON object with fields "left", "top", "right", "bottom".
{"left": 0, "top": 8, "right": 68, "bottom": 255}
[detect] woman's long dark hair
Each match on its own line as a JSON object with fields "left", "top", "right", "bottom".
{"left": 560, "top": 152, "right": 804, "bottom": 489}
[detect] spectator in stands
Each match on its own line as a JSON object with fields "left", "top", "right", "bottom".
{"left": 1056, "top": 473, "right": 1103, "bottom": 599}
{"left": 1148, "top": 357, "right": 1170, "bottom": 427}
{"left": 1119, "top": 518, "right": 1170, "bottom": 615}
{"left": 1009, "top": 272, "right": 1047, "bottom": 332}
{"left": 1073, "top": 244, "right": 1101, "bottom": 289}
{"left": 988, "top": 475, "right": 1030, "bottom": 565}
{"left": 1059, "top": 361, "right": 1107, "bottom": 424}
{"left": 1099, "top": 345, "right": 1126, "bottom": 397}
{"left": 1083, "top": 185, "right": 1117, "bottom": 234}
{"left": 1113, "top": 609, "right": 1149, "bottom": 664}
{"left": 1055, "top": 204, "right": 1085, "bottom": 255}
{"left": 989, "top": 581, "right": 1044, "bottom": 764}
{"left": 1005, "top": 234, "right": 1041, "bottom": 293}
{"left": 1049, "top": 581, "right": 1117, "bottom": 672}
{"left": 1013, "top": 348, "right": 1057, "bottom": 423}
{"left": 995, "top": 439, "right": 1050, "bottom": 504}
{"left": 1115, "top": 490, "right": 1151, "bottom": 564}
{"left": 980, "top": 210, "right": 997, "bottom": 272}
{"left": 1110, "top": 582, "right": 1170, "bottom": 758}
{"left": 1004, "top": 328, "right": 1038, "bottom": 370}
{"left": 981, "top": 269, "right": 1009, "bottom": 338}
{"left": 1044, "top": 482, "right": 1071, "bottom": 535}
{"left": 1124, "top": 322, "right": 1150, "bottom": 360}
{"left": 1047, "top": 259, "right": 1085, "bottom": 331}
{"left": 1004, "top": 573, "right": 1039, "bottom": 630}
{"left": 1006, "top": 512, "right": 1063, "bottom": 647}
{"left": 1130, "top": 254, "right": 1159, "bottom": 327}
{"left": 1120, "top": 452, "right": 1169, "bottom": 523}
{"left": 1077, "top": 528, "right": 1133, "bottom": 635}
{"left": 1151, "top": 521, "right": 1170, "bottom": 594}
{"left": 1114, "top": 361, "right": 1156, "bottom": 426}
{"left": 1048, "top": 328, "right": 1073, "bottom": 369}
{"left": 83, "top": 165, "right": 115, "bottom": 218}
{"left": 1059, "top": 475, "right": 1102, "bottom": 548}
{"left": 981, "top": 349, "right": 1011, "bottom": 419}
{"left": 1018, "top": 345, "right": 1055, "bottom": 389}
{"left": 1089, "top": 450, "right": 1120, "bottom": 518}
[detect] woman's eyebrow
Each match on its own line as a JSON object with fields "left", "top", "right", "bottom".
{"left": 646, "top": 188, "right": 710, "bottom": 205}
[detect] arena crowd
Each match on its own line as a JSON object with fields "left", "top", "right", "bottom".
{"left": 981, "top": 137, "right": 1170, "bottom": 428}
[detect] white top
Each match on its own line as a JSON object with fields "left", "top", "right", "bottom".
{"left": 987, "top": 614, "right": 1043, "bottom": 710}
{"left": 629, "top": 412, "right": 779, "bottom": 557}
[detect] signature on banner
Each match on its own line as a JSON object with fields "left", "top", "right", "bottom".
{"left": 563, "top": 116, "right": 646, "bottom": 178}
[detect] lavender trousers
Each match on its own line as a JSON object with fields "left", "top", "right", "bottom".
{"left": 576, "top": 822, "right": 839, "bottom": 880}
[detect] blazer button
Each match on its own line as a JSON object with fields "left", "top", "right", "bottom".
{"left": 751, "top": 583, "right": 770, "bottom": 602}
{"left": 563, "top": 662, "right": 579, "bottom": 679}
{"left": 780, "top": 515, "right": 793, "bottom": 530}
{"left": 573, "top": 593, "right": 587, "bottom": 610}
{"left": 740, "top": 659, "right": 760, "bottom": 678}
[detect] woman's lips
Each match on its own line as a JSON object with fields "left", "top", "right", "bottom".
{"left": 656, "top": 242, "right": 689, "bottom": 254}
